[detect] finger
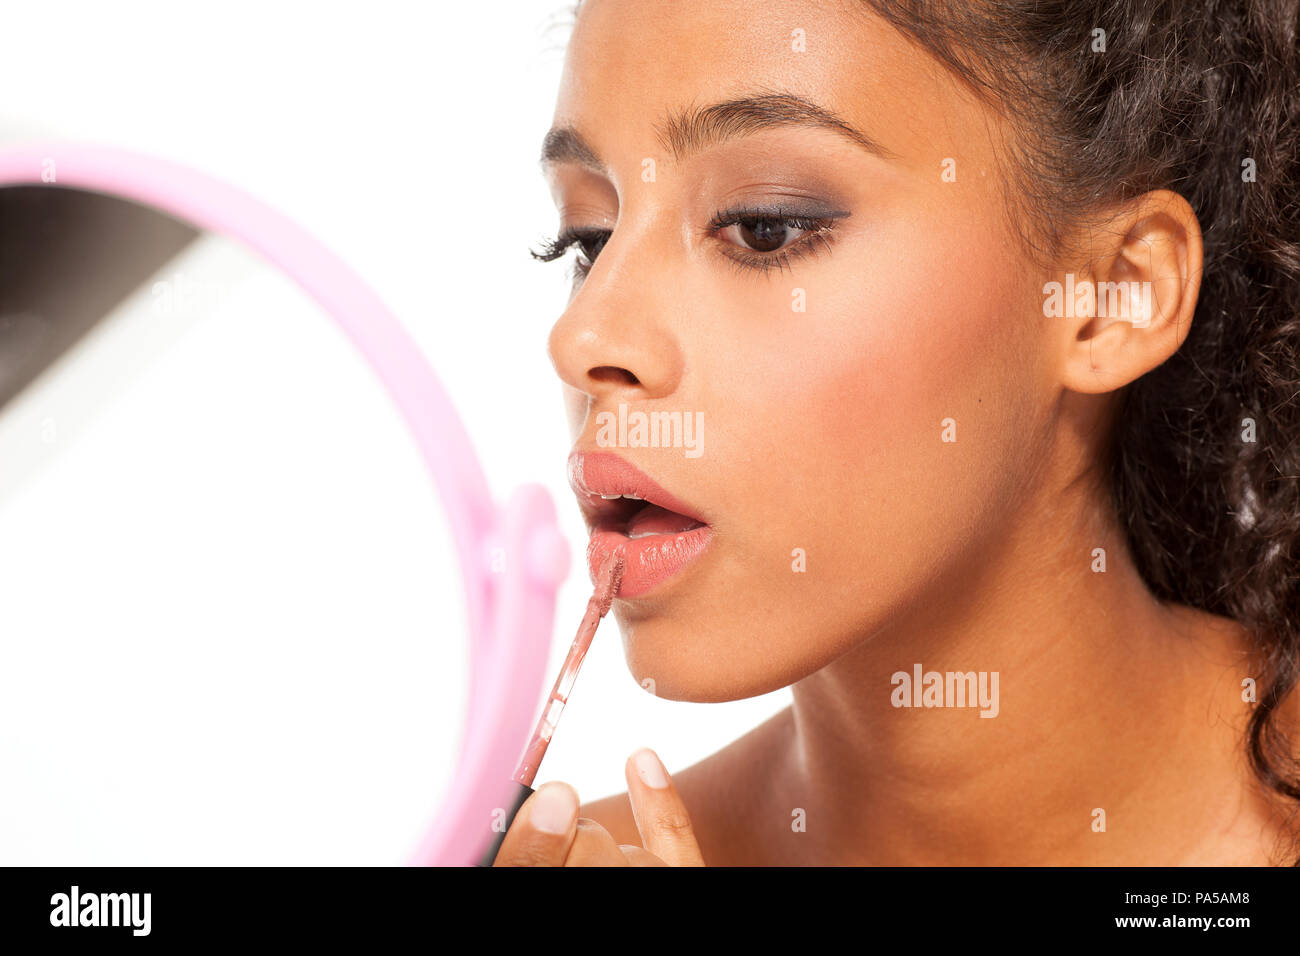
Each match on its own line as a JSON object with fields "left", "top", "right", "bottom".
{"left": 492, "top": 781, "right": 580, "bottom": 867}
{"left": 561, "top": 818, "right": 631, "bottom": 866}
{"left": 619, "top": 844, "right": 669, "bottom": 867}
{"left": 625, "top": 748, "right": 706, "bottom": 866}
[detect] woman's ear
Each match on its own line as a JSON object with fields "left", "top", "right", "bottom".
{"left": 1051, "top": 189, "right": 1204, "bottom": 394}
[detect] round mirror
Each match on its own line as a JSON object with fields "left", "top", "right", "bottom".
{"left": 0, "top": 148, "right": 562, "bottom": 865}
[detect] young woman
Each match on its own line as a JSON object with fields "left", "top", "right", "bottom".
{"left": 494, "top": 0, "right": 1300, "bottom": 865}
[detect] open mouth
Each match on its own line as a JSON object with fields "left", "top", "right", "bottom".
{"left": 568, "top": 451, "right": 713, "bottom": 598}
{"left": 588, "top": 494, "right": 706, "bottom": 539}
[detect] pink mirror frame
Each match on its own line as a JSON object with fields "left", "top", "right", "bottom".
{"left": 0, "top": 142, "right": 570, "bottom": 866}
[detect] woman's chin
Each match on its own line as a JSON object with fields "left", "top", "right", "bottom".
{"left": 616, "top": 617, "right": 812, "bottom": 703}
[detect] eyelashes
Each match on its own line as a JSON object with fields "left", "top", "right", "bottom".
{"left": 531, "top": 204, "right": 848, "bottom": 280}
{"left": 530, "top": 227, "right": 609, "bottom": 271}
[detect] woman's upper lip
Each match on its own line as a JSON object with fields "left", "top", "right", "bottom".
{"left": 567, "top": 450, "right": 709, "bottom": 528}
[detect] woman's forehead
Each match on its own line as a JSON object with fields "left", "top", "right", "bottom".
{"left": 555, "top": 0, "right": 1006, "bottom": 175}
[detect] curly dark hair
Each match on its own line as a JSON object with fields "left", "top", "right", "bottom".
{"left": 859, "top": 0, "right": 1300, "bottom": 862}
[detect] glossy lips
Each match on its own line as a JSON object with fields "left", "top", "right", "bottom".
{"left": 568, "top": 450, "right": 713, "bottom": 598}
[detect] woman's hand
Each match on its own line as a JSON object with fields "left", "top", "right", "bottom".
{"left": 492, "top": 747, "right": 705, "bottom": 866}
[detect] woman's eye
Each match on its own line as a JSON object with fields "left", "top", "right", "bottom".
{"left": 705, "top": 207, "right": 846, "bottom": 273}
{"left": 530, "top": 227, "right": 612, "bottom": 276}
{"left": 577, "top": 231, "right": 609, "bottom": 264}
{"left": 723, "top": 217, "right": 804, "bottom": 253}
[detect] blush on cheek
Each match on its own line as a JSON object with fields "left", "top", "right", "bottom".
{"left": 732, "top": 233, "right": 1032, "bottom": 618}
{"left": 784, "top": 261, "right": 1014, "bottom": 450}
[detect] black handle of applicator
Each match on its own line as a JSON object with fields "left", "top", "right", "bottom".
{"left": 475, "top": 781, "right": 535, "bottom": 867}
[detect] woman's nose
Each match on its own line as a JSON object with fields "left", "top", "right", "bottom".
{"left": 546, "top": 230, "right": 684, "bottom": 404}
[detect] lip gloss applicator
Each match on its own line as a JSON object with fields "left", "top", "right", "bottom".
{"left": 477, "top": 548, "right": 626, "bottom": 866}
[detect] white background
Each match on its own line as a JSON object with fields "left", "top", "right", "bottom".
{"left": 0, "top": 0, "right": 789, "bottom": 864}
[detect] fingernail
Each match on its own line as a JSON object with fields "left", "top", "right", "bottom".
{"left": 632, "top": 748, "right": 670, "bottom": 789}
{"left": 530, "top": 782, "right": 577, "bottom": 834}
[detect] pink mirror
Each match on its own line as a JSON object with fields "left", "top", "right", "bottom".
{"left": 0, "top": 142, "right": 568, "bottom": 866}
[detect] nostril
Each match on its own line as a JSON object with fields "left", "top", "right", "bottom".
{"left": 589, "top": 365, "right": 639, "bottom": 386}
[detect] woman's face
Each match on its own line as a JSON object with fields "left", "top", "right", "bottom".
{"left": 545, "top": 0, "right": 1059, "bottom": 701}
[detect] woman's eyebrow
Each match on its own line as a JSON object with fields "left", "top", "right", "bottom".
{"left": 540, "top": 92, "right": 890, "bottom": 173}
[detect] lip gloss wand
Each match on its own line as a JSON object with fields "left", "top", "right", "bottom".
{"left": 477, "top": 549, "right": 626, "bottom": 866}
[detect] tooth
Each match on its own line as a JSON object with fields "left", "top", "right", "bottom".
{"left": 600, "top": 493, "right": 622, "bottom": 500}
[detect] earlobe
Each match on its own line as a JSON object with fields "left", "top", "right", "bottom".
{"left": 1055, "top": 189, "right": 1204, "bottom": 395}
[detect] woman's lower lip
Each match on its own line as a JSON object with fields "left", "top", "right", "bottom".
{"left": 587, "top": 525, "right": 713, "bottom": 598}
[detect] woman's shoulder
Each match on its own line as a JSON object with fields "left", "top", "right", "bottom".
{"left": 577, "top": 790, "right": 642, "bottom": 849}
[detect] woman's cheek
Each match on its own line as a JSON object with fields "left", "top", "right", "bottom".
{"left": 724, "top": 240, "right": 1031, "bottom": 621}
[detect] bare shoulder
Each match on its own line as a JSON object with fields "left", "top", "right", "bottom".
{"left": 577, "top": 789, "right": 642, "bottom": 848}
{"left": 578, "top": 705, "right": 796, "bottom": 863}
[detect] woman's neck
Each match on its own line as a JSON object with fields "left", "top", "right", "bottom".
{"left": 780, "top": 477, "right": 1275, "bottom": 865}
